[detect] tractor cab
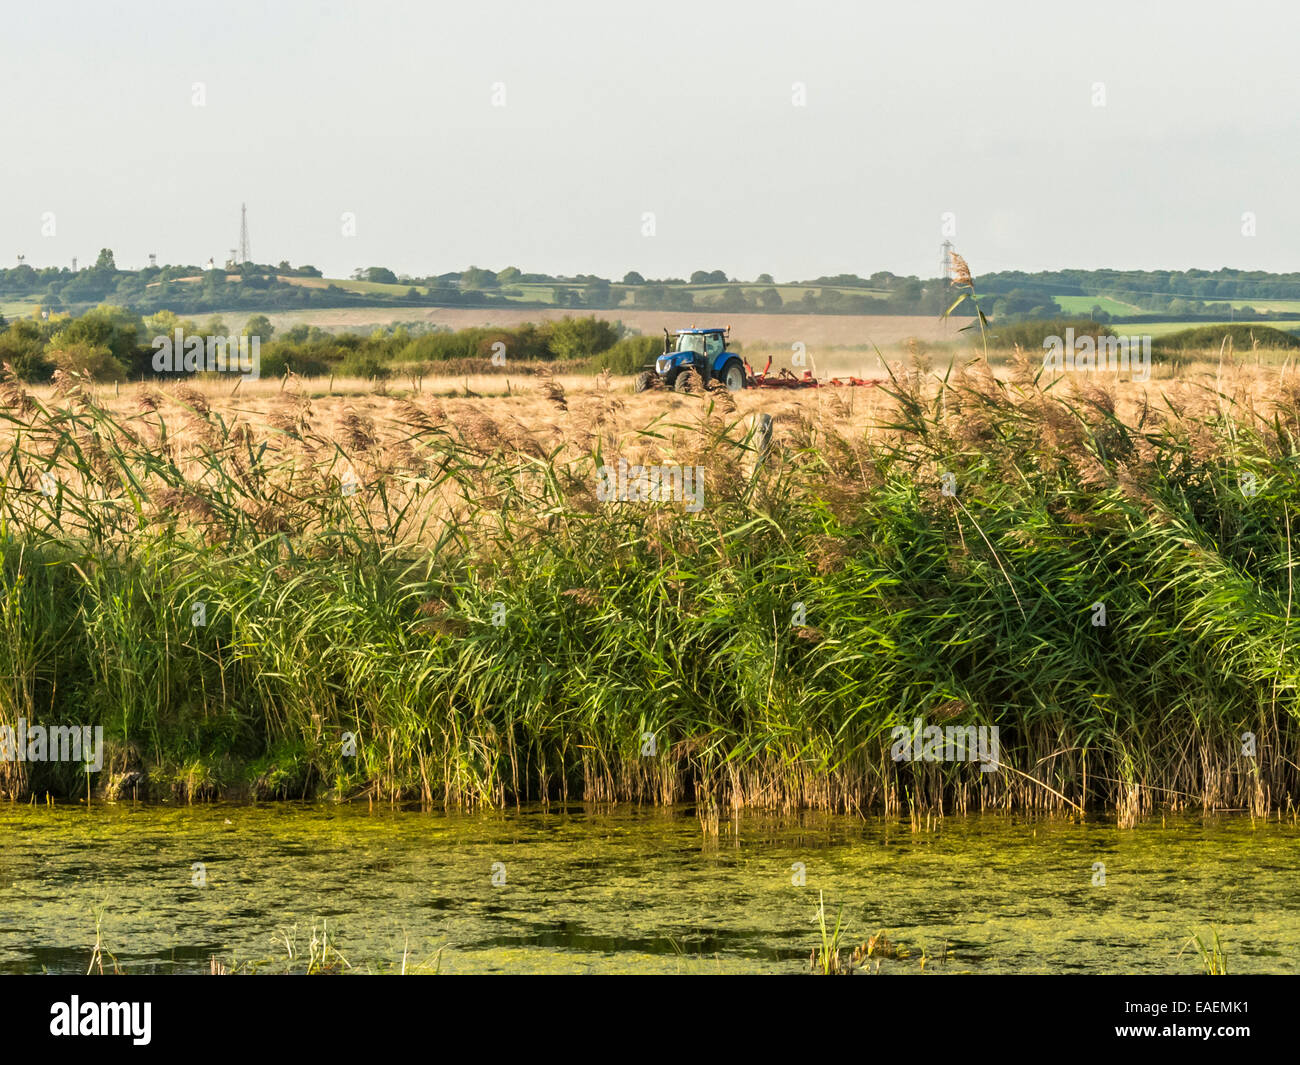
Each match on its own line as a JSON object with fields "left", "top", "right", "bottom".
{"left": 672, "top": 330, "right": 724, "bottom": 360}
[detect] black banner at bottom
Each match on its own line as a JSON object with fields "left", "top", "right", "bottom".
{"left": 0, "top": 973, "right": 1276, "bottom": 1051}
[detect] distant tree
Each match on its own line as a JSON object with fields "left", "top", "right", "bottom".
{"left": 897, "top": 279, "right": 924, "bottom": 304}
{"left": 94, "top": 248, "right": 116, "bottom": 272}
{"left": 991, "top": 289, "right": 1060, "bottom": 319}
{"left": 52, "top": 305, "right": 142, "bottom": 370}
{"left": 144, "top": 309, "right": 186, "bottom": 339}
{"left": 0, "top": 318, "right": 53, "bottom": 381}
{"left": 363, "top": 267, "right": 398, "bottom": 285}
{"left": 460, "top": 266, "right": 499, "bottom": 290}
{"left": 756, "top": 287, "right": 783, "bottom": 309}
{"left": 496, "top": 266, "right": 522, "bottom": 284}
{"left": 622, "top": 271, "right": 645, "bottom": 284}
{"left": 816, "top": 288, "right": 849, "bottom": 311}
{"left": 49, "top": 340, "right": 126, "bottom": 381}
{"left": 62, "top": 270, "right": 112, "bottom": 303}
{"left": 756, "top": 273, "right": 774, "bottom": 284}
{"left": 689, "top": 270, "right": 712, "bottom": 284}
{"left": 714, "top": 285, "right": 752, "bottom": 311}
{"left": 243, "top": 314, "right": 274, "bottom": 341}
{"left": 583, "top": 278, "right": 616, "bottom": 308}
{"left": 546, "top": 316, "right": 620, "bottom": 359}
{"left": 635, "top": 285, "right": 695, "bottom": 311}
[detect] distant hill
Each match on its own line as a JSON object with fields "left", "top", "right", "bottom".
{"left": 6, "top": 256, "right": 1300, "bottom": 325}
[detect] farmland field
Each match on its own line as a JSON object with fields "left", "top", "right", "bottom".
{"left": 1127, "top": 318, "right": 1300, "bottom": 337}
{"left": 1052, "top": 295, "right": 1143, "bottom": 316}
{"left": 1210, "top": 299, "right": 1300, "bottom": 313}
{"left": 216, "top": 307, "right": 974, "bottom": 350}
{"left": 276, "top": 276, "right": 891, "bottom": 306}
{"left": 0, "top": 298, "right": 40, "bottom": 318}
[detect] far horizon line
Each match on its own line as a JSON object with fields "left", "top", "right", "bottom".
{"left": 7, "top": 257, "right": 1300, "bottom": 284}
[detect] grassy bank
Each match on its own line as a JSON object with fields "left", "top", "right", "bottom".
{"left": 2, "top": 355, "right": 1299, "bottom": 822}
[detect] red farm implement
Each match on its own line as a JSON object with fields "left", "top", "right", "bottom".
{"left": 744, "top": 356, "right": 878, "bottom": 389}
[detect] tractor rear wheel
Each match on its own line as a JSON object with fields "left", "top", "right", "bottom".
{"left": 633, "top": 371, "right": 654, "bottom": 393}
{"left": 720, "top": 358, "right": 746, "bottom": 391}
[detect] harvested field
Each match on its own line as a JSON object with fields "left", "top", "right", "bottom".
{"left": 23, "top": 343, "right": 1294, "bottom": 447}
{"left": 222, "top": 307, "right": 973, "bottom": 351}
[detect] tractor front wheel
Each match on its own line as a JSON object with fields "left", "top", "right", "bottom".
{"left": 633, "top": 371, "right": 655, "bottom": 393}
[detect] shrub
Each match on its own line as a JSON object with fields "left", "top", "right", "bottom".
{"left": 338, "top": 351, "right": 391, "bottom": 379}
{"left": 984, "top": 318, "right": 1115, "bottom": 351}
{"left": 1154, "top": 324, "right": 1300, "bottom": 353}
{"left": 592, "top": 335, "right": 659, "bottom": 374}
{"left": 545, "top": 316, "right": 620, "bottom": 360}
{"left": 50, "top": 341, "right": 127, "bottom": 381}
{"left": 0, "top": 320, "right": 55, "bottom": 382}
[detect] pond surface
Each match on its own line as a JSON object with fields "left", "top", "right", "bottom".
{"left": 1, "top": 803, "right": 1296, "bottom": 974}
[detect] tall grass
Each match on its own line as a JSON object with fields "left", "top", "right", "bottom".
{"left": 2, "top": 355, "right": 1299, "bottom": 821}
{"left": 1181, "top": 928, "right": 1229, "bottom": 975}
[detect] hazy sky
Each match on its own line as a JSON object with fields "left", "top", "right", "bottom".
{"left": 3, "top": 0, "right": 1298, "bottom": 281}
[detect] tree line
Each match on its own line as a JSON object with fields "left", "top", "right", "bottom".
{"left": 8, "top": 252, "right": 1300, "bottom": 323}
{"left": 0, "top": 307, "right": 660, "bottom": 382}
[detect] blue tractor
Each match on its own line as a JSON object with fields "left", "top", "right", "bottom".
{"left": 633, "top": 326, "right": 747, "bottom": 393}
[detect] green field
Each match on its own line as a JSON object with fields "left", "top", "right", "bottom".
{"left": 1053, "top": 295, "right": 1143, "bottom": 316}
{"left": 283, "top": 276, "right": 428, "bottom": 297}
{"left": 0, "top": 298, "right": 40, "bottom": 318}
{"left": 1201, "top": 299, "right": 1300, "bottom": 314}
{"left": 1128, "top": 319, "right": 1300, "bottom": 338}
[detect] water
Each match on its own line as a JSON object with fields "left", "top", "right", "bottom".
{"left": 1, "top": 803, "right": 1296, "bottom": 974}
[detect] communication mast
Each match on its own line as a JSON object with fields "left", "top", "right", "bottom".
{"left": 939, "top": 240, "right": 955, "bottom": 334}
{"left": 238, "top": 203, "right": 250, "bottom": 265}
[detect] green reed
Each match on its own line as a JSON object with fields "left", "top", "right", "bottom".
{"left": 1, "top": 358, "right": 1299, "bottom": 820}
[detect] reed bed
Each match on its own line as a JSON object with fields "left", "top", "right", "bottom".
{"left": 2, "top": 350, "right": 1300, "bottom": 824}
